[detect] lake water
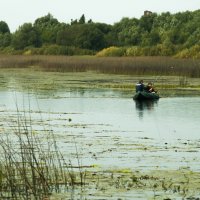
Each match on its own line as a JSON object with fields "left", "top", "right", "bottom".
{"left": 1, "top": 89, "right": 200, "bottom": 173}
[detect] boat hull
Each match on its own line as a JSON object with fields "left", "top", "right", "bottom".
{"left": 133, "top": 91, "right": 159, "bottom": 101}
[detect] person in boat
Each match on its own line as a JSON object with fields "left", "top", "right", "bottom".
{"left": 135, "top": 80, "right": 145, "bottom": 92}
{"left": 145, "top": 82, "right": 156, "bottom": 93}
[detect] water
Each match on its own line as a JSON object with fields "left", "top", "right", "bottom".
{"left": 1, "top": 88, "right": 200, "bottom": 199}
{"left": 1, "top": 89, "right": 200, "bottom": 171}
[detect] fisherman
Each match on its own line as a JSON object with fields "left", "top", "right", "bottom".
{"left": 145, "top": 82, "right": 156, "bottom": 93}
{"left": 135, "top": 80, "right": 145, "bottom": 92}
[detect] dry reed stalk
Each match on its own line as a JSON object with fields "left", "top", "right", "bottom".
{"left": 0, "top": 55, "right": 200, "bottom": 77}
{"left": 0, "top": 107, "right": 84, "bottom": 199}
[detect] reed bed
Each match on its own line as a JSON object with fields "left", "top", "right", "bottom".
{"left": 0, "top": 109, "right": 84, "bottom": 199}
{"left": 0, "top": 55, "right": 200, "bottom": 78}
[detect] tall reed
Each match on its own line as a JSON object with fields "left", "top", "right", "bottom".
{"left": 0, "top": 55, "right": 200, "bottom": 77}
{"left": 0, "top": 108, "right": 82, "bottom": 199}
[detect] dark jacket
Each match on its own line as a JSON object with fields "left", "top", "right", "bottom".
{"left": 136, "top": 83, "right": 144, "bottom": 92}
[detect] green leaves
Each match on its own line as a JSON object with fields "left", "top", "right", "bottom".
{"left": 0, "top": 21, "right": 10, "bottom": 34}
{"left": 12, "top": 23, "right": 41, "bottom": 50}
{"left": 1, "top": 10, "right": 200, "bottom": 56}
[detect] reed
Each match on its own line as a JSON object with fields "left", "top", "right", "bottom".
{"left": 0, "top": 55, "right": 200, "bottom": 78}
{"left": 0, "top": 108, "right": 83, "bottom": 199}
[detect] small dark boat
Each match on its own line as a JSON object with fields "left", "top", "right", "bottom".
{"left": 133, "top": 91, "right": 159, "bottom": 101}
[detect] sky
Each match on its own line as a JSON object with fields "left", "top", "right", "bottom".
{"left": 0, "top": 0, "right": 199, "bottom": 32}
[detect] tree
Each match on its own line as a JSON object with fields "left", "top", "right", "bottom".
{"left": 57, "top": 23, "right": 107, "bottom": 50}
{"left": 140, "top": 30, "right": 160, "bottom": 47}
{"left": 0, "top": 33, "right": 11, "bottom": 47}
{"left": 12, "top": 23, "right": 41, "bottom": 50}
{"left": 111, "top": 17, "right": 140, "bottom": 46}
{"left": 79, "top": 14, "right": 85, "bottom": 24}
{"left": 34, "top": 13, "right": 64, "bottom": 44}
{"left": 139, "top": 13, "right": 157, "bottom": 32}
{"left": 70, "top": 19, "right": 78, "bottom": 25}
{"left": 184, "top": 28, "right": 200, "bottom": 47}
{"left": 0, "top": 21, "right": 11, "bottom": 47}
{"left": 56, "top": 25, "right": 77, "bottom": 46}
{"left": 88, "top": 19, "right": 93, "bottom": 23}
{"left": 0, "top": 21, "right": 10, "bottom": 34}
{"left": 76, "top": 25, "right": 105, "bottom": 50}
{"left": 34, "top": 13, "right": 59, "bottom": 28}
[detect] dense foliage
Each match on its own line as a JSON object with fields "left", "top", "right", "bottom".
{"left": 0, "top": 10, "right": 200, "bottom": 58}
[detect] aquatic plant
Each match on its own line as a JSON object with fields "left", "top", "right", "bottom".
{"left": 0, "top": 109, "right": 84, "bottom": 199}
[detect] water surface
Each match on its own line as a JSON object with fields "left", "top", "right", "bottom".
{"left": 1, "top": 89, "right": 200, "bottom": 172}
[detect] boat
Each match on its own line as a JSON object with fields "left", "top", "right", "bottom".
{"left": 133, "top": 91, "right": 159, "bottom": 101}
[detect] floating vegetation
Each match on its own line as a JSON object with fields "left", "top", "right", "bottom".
{"left": 0, "top": 68, "right": 200, "bottom": 98}
{"left": 0, "top": 111, "right": 85, "bottom": 199}
{"left": 0, "top": 67, "right": 200, "bottom": 199}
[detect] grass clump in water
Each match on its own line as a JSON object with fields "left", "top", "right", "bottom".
{"left": 0, "top": 109, "right": 84, "bottom": 199}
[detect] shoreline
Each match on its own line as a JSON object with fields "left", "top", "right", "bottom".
{"left": 0, "top": 68, "right": 200, "bottom": 97}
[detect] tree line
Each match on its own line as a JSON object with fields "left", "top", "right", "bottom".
{"left": 0, "top": 10, "right": 200, "bottom": 58}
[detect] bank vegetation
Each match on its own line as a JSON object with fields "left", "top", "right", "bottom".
{"left": 1, "top": 10, "right": 200, "bottom": 58}
{"left": 0, "top": 55, "right": 200, "bottom": 78}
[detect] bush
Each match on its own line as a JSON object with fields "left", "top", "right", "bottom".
{"left": 43, "top": 45, "right": 67, "bottom": 55}
{"left": 125, "top": 46, "right": 143, "bottom": 56}
{"left": 125, "top": 45, "right": 175, "bottom": 57}
{"left": 96, "top": 46, "right": 126, "bottom": 57}
{"left": 0, "top": 46, "right": 24, "bottom": 55}
{"left": 156, "top": 44, "right": 175, "bottom": 56}
{"left": 0, "top": 46, "right": 14, "bottom": 54}
{"left": 22, "top": 45, "right": 95, "bottom": 56}
{"left": 175, "top": 45, "right": 200, "bottom": 58}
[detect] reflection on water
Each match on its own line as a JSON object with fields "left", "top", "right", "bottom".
{"left": 1, "top": 89, "right": 200, "bottom": 199}
{"left": 135, "top": 99, "right": 159, "bottom": 119}
{"left": 1, "top": 91, "right": 200, "bottom": 163}
{"left": 1, "top": 72, "right": 200, "bottom": 199}
{"left": 1, "top": 90, "right": 200, "bottom": 141}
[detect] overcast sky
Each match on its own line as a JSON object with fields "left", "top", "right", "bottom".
{"left": 0, "top": 0, "right": 199, "bottom": 32}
